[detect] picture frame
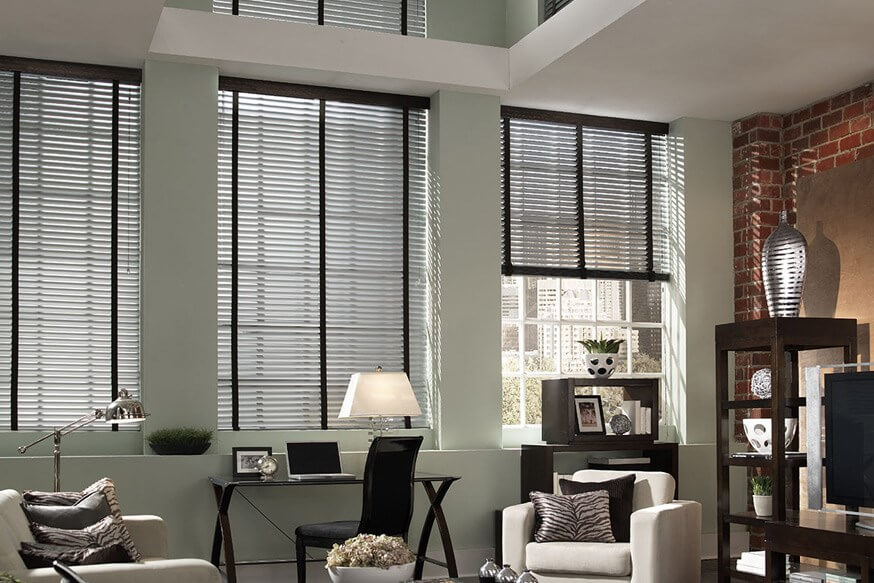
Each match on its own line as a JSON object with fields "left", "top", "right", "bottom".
{"left": 574, "top": 395, "right": 606, "bottom": 435}
{"left": 232, "top": 447, "right": 273, "bottom": 478}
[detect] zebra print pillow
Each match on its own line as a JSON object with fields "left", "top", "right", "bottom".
{"left": 30, "top": 515, "right": 137, "bottom": 561}
{"left": 19, "top": 541, "right": 131, "bottom": 569}
{"left": 530, "top": 489, "right": 615, "bottom": 543}
{"left": 25, "top": 478, "right": 141, "bottom": 562}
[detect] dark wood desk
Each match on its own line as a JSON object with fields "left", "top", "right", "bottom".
{"left": 764, "top": 511, "right": 874, "bottom": 582}
{"left": 209, "top": 473, "right": 461, "bottom": 583}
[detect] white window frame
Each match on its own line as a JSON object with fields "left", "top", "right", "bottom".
{"left": 502, "top": 276, "right": 666, "bottom": 428}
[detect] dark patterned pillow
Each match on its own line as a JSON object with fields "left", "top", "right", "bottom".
{"left": 30, "top": 514, "right": 137, "bottom": 561}
{"left": 23, "top": 491, "right": 112, "bottom": 530}
{"left": 19, "top": 541, "right": 131, "bottom": 569}
{"left": 25, "top": 478, "right": 141, "bottom": 562}
{"left": 559, "top": 474, "right": 636, "bottom": 542}
{"left": 529, "top": 490, "right": 615, "bottom": 543}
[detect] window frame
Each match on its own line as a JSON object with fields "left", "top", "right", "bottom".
{"left": 217, "top": 76, "right": 430, "bottom": 431}
{"left": 0, "top": 56, "right": 142, "bottom": 431}
{"left": 501, "top": 275, "right": 666, "bottom": 428}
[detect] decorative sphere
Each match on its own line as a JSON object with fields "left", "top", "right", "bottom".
{"left": 751, "top": 368, "right": 772, "bottom": 399}
{"left": 256, "top": 455, "right": 278, "bottom": 480}
{"left": 609, "top": 413, "right": 632, "bottom": 436}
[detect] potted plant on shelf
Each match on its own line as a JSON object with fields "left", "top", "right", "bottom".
{"left": 751, "top": 475, "right": 773, "bottom": 517}
{"left": 577, "top": 337, "right": 625, "bottom": 379}
{"left": 147, "top": 427, "right": 213, "bottom": 455}
{"left": 326, "top": 534, "right": 417, "bottom": 583}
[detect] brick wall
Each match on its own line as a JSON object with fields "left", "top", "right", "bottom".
{"left": 731, "top": 83, "right": 874, "bottom": 436}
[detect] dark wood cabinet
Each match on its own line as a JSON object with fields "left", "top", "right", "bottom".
{"left": 714, "top": 317, "right": 858, "bottom": 583}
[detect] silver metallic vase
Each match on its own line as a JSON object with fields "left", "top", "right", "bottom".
{"left": 762, "top": 211, "right": 807, "bottom": 317}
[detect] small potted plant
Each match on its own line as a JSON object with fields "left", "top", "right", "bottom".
{"left": 147, "top": 427, "right": 213, "bottom": 455}
{"left": 751, "top": 475, "right": 773, "bottom": 517}
{"left": 577, "top": 337, "right": 625, "bottom": 378}
{"left": 326, "top": 534, "right": 417, "bottom": 583}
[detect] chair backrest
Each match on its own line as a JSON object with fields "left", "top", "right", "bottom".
{"left": 358, "top": 436, "right": 423, "bottom": 539}
{"left": 569, "top": 470, "right": 675, "bottom": 512}
{"left": 0, "top": 489, "right": 34, "bottom": 572}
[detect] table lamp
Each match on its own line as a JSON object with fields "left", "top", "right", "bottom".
{"left": 17, "top": 389, "right": 148, "bottom": 491}
{"left": 339, "top": 366, "right": 421, "bottom": 436}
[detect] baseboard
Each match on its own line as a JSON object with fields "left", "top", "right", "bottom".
{"left": 700, "top": 531, "right": 750, "bottom": 559}
{"left": 232, "top": 548, "right": 493, "bottom": 583}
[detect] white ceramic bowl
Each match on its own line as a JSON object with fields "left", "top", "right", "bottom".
{"left": 742, "top": 418, "right": 798, "bottom": 454}
{"left": 327, "top": 563, "right": 416, "bottom": 583}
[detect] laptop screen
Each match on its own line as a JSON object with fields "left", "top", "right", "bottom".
{"left": 286, "top": 442, "right": 343, "bottom": 475}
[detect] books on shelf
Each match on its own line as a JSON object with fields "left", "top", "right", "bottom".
{"left": 620, "top": 401, "right": 652, "bottom": 435}
{"left": 825, "top": 574, "right": 862, "bottom": 583}
{"left": 735, "top": 551, "right": 766, "bottom": 576}
{"left": 589, "top": 457, "right": 651, "bottom": 465}
{"left": 790, "top": 570, "right": 862, "bottom": 583}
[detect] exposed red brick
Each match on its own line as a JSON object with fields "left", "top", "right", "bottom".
{"left": 822, "top": 110, "right": 842, "bottom": 128}
{"left": 802, "top": 118, "right": 821, "bottom": 135}
{"left": 840, "top": 133, "right": 861, "bottom": 151}
{"left": 836, "top": 151, "right": 856, "bottom": 167}
{"left": 818, "top": 141, "right": 839, "bottom": 158}
{"left": 845, "top": 101, "right": 865, "bottom": 119}
{"left": 733, "top": 133, "right": 750, "bottom": 148}
{"left": 862, "top": 128, "right": 874, "bottom": 144}
{"left": 857, "top": 143, "right": 874, "bottom": 160}
{"left": 812, "top": 100, "right": 830, "bottom": 117}
{"left": 831, "top": 91, "right": 853, "bottom": 110}
{"left": 817, "top": 157, "right": 835, "bottom": 172}
{"left": 850, "top": 116, "right": 871, "bottom": 134}
{"left": 852, "top": 85, "right": 873, "bottom": 102}
{"left": 829, "top": 121, "right": 851, "bottom": 140}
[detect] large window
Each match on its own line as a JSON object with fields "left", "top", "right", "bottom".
{"left": 500, "top": 107, "right": 670, "bottom": 427}
{"left": 217, "top": 78, "right": 430, "bottom": 430}
{"left": 0, "top": 59, "right": 142, "bottom": 430}
{"left": 213, "top": 0, "right": 426, "bottom": 37}
{"left": 501, "top": 276, "right": 664, "bottom": 426}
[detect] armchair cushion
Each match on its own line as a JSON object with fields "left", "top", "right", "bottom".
{"left": 525, "top": 542, "right": 631, "bottom": 577}
{"left": 530, "top": 491, "right": 614, "bottom": 544}
{"left": 559, "top": 474, "right": 635, "bottom": 542}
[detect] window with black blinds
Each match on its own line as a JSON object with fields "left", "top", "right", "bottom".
{"left": 544, "top": 0, "right": 575, "bottom": 20}
{"left": 213, "top": 0, "right": 426, "bottom": 37}
{"left": 217, "top": 78, "right": 430, "bottom": 430}
{"left": 501, "top": 107, "right": 670, "bottom": 282}
{"left": 0, "top": 60, "right": 141, "bottom": 430}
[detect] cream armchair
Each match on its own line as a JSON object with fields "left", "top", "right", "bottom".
{"left": 502, "top": 470, "right": 701, "bottom": 583}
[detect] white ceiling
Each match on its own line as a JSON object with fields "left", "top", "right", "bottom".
{"left": 2, "top": 0, "right": 874, "bottom": 122}
{"left": 505, "top": 0, "right": 874, "bottom": 122}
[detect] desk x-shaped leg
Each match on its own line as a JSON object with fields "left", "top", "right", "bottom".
{"left": 211, "top": 483, "right": 239, "bottom": 583}
{"left": 414, "top": 478, "right": 459, "bottom": 580}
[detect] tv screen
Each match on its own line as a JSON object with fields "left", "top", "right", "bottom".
{"left": 825, "top": 372, "right": 874, "bottom": 507}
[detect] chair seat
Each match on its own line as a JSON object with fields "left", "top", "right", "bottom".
{"left": 296, "top": 521, "right": 359, "bottom": 541}
{"left": 525, "top": 541, "right": 631, "bottom": 577}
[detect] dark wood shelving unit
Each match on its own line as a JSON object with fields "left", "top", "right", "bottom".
{"left": 715, "top": 317, "right": 857, "bottom": 583}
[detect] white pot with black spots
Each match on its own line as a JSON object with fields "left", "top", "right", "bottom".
{"left": 584, "top": 353, "right": 618, "bottom": 378}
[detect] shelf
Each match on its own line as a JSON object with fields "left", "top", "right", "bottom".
{"left": 715, "top": 317, "right": 858, "bottom": 352}
{"left": 726, "top": 512, "right": 767, "bottom": 526}
{"left": 724, "top": 455, "right": 810, "bottom": 468}
{"left": 729, "top": 568, "right": 765, "bottom": 582}
{"left": 724, "top": 397, "right": 817, "bottom": 410}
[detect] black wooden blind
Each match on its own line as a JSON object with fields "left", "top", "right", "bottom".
{"left": 214, "top": 0, "right": 426, "bottom": 37}
{"left": 216, "top": 78, "right": 430, "bottom": 430}
{"left": 0, "top": 58, "right": 141, "bottom": 430}
{"left": 501, "top": 106, "right": 670, "bottom": 282}
{"left": 544, "top": 0, "right": 575, "bottom": 20}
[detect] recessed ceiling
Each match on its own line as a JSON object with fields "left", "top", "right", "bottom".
{"left": 505, "top": 0, "right": 874, "bottom": 122}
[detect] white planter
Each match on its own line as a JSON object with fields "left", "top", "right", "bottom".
{"left": 327, "top": 562, "right": 416, "bottom": 583}
{"left": 584, "top": 353, "right": 618, "bottom": 378}
{"left": 752, "top": 495, "right": 772, "bottom": 517}
{"left": 741, "top": 418, "right": 798, "bottom": 454}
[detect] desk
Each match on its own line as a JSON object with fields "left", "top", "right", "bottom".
{"left": 764, "top": 511, "right": 874, "bottom": 582}
{"left": 209, "top": 473, "right": 461, "bottom": 583}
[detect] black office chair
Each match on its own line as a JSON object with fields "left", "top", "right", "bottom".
{"left": 294, "top": 435, "right": 424, "bottom": 583}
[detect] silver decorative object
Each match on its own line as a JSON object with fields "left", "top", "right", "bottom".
{"left": 479, "top": 559, "right": 499, "bottom": 583}
{"left": 609, "top": 413, "right": 632, "bottom": 435}
{"left": 496, "top": 565, "right": 518, "bottom": 583}
{"left": 517, "top": 571, "right": 539, "bottom": 583}
{"left": 257, "top": 455, "right": 279, "bottom": 481}
{"left": 762, "top": 211, "right": 807, "bottom": 317}
{"left": 751, "top": 368, "right": 772, "bottom": 398}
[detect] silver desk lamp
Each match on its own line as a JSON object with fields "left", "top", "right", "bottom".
{"left": 17, "top": 389, "right": 148, "bottom": 491}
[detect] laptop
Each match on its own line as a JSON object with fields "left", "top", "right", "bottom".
{"left": 286, "top": 442, "right": 356, "bottom": 481}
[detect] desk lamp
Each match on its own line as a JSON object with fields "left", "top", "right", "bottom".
{"left": 17, "top": 389, "right": 148, "bottom": 491}
{"left": 339, "top": 366, "right": 421, "bottom": 437}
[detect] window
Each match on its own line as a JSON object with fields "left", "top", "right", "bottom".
{"left": 543, "top": 0, "right": 574, "bottom": 21}
{"left": 0, "top": 59, "right": 142, "bottom": 430}
{"left": 501, "top": 276, "right": 664, "bottom": 426}
{"left": 217, "top": 78, "right": 430, "bottom": 430}
{"left": 500, "top": 106, "right": 669, "bottom": 427}
{"left": 213, "top": 0, "right": 426, "bottom": 37}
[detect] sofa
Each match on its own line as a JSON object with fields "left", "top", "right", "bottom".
{"left": 502, "top": 470, "right": 701, "bottom": 583}
{"left": 0, "top": 489, "right": 220, "bottom": 583}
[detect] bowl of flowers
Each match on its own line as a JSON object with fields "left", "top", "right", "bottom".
{"left": 326, "top": 534, "right": 417, "bottom": 583}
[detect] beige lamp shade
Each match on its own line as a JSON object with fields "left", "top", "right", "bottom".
{"left": 338, "top": 370, "right": 422, "bottom": 418}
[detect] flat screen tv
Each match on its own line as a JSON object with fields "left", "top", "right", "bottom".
{"left": 825, "top": 371, "right": 874, "bottom": 508}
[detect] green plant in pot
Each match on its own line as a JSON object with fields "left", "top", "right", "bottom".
{"left": 751, "top": 475, "right": 773, "bottom": 517}
{"left": 577, "top": 337, "right": 625, "bottom": 379}
{"left": 147, "top": 427, "right": 213, "bottom": 455}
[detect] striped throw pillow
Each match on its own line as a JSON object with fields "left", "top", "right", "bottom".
{"left": 19, "top": 541, "right": 131, "bottom": 569}
{"left": 25, "top": 477, "right": 141, "bottom": 561}
{"left": 30, "top": 515, "right": 136, "bottom": 561}
{"left": 530, "top": 489, "right": 615, "bottom": 543}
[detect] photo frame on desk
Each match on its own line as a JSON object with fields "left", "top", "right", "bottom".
{"left": 574, "top": 395, "right": 605, "bottom": 435}
{"left": 232, "top": 446, "right": 272, "bottom": 478}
